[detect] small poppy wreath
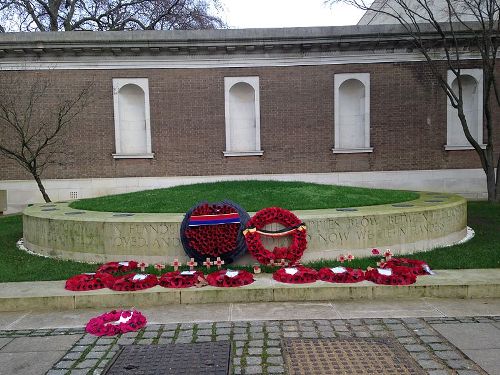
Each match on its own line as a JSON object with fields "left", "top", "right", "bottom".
{"left": 243, "top": 207, "right": 307, "bottom": 265}
{"left": 273, "top": 266, "right": 318, "bottom": 284}
{"left": 96, "top": 261, "right": 138, "bottom": 274}
{"left": 365, "top": 267, "right": 417, "bottom": 285}
{"left": 159, "top": 270, "right": 205, "bottom": 288}
{"left": 318, "top": 267, "right": 365, "bottom": 283}
{"left": 65, "top": 273, "right": 115, "bottom": 291}
{"left": 206, "top": 269, "right": 254, "bottom": 287}
{"left": 109, "top": 273, "right": 158, "bottom": 291}
{"left": 380, "top": 258, "right": 432, "bottom": 276}
{"left": 85, "top": 310, "right": 147, "bottom": 336}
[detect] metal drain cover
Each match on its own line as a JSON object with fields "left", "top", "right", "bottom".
{"left": 103, "top": 342, "right": 231, "bottom": 375}
{"left": 282, "top": 338, "right": 426, "bottom": 375}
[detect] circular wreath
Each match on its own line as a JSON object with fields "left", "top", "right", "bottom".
{"left": 85, "top": 310, "right": 147, "bottom": 336}
{"left": 380, "top": 258, "right": 432, "bottom": 276}
{"left": 206, "top": 269, "right": 254, "bottom": 287}
{"left": 96, "top": 261, "right": 138, "bottom": 274}
{"left": 244, "top": 207, "right": 307, "bottom": 265}
{"left": 272, "top": 266, "right": 318, "bottom": 284}
{"left": 109, "top": 273, "right": 158, "bottom": 291}
{"left": 65, "top": 273, "right": 115, "bottom": 291}
{"left": 180, "top": 201, "right": 250, "bottom": 264}
{"left": 159, "top": 270, "right": 205, "bottom": 288}
{"left": 318, "top": 267, "right": 365, "bottom": 283}
{"left": 365, "top": 267, "right": 417, "bottom": 285}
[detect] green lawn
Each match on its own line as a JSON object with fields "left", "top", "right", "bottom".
{"left": 0, "top": 201, "right": 498, "bottom": 282}
{"left": 69, "top": 181, "right": 419, "bottom": 213}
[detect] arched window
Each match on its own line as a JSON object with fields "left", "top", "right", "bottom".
{"left": 333, "top": 73, "right": 372, "bottom": 153}
{"left": 446, "top": 69, "right": 484, "bottom": 150}
{"left": 112, "top": 78, "right": 153, "bottom": 158}
{"left": 224, "top": 77, "right": 263, "bottom": 156}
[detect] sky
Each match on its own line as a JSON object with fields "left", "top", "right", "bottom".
{"left": 219, "top": 0, "right": 366, "bottom": 29}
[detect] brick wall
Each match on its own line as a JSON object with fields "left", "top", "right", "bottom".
{"left": 0, "top": 61, "right": 497, "bottom": 180}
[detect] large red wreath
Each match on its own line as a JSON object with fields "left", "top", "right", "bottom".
{"left": 244, "top": 207, "right": 307, "bottom": 265}
{"left": 365, "top": 267, "right": 417, "bottom": 285}
{"left": 159, "top": 270, "right": 205, "bottom": 288}
{"left": 318, "top": 267, "right": 365, "bottom": 283}
{"left": 65, "top": 273, "right": 115, "bottom": 291}
{"left": 86, "top": 310, "right": 147, "bottom": 336}
{"left": 109, "top": 273, "right": 158, "bottom": 291}
{"left": 206, "top": 269, "right": 254, "bottom": 287}
{"left": 380, "top": 258, "right": 432, "bottom": 276}
{"left": 96, "top": 261, "right": 138, "bottom": 274}
{"left": 272, "top": 266, "right": 318, "bottom": 284}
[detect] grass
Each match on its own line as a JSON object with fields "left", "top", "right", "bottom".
{"left": 69, "top": 181, "right": 419, "bottom": 213}
{"left": 0, "top": 201, "right": 498, "bottom": 283}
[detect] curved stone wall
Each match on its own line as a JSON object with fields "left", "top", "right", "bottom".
{"left": 23, "top": 192, "right": 467, "bottom": 264}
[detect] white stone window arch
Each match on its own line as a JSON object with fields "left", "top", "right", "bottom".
{"left": 333, "top": 73, "right": 373, "bottom": 153}
{"left": 112, "top": 78, "right": 154, "bottom": 159}
{"left": 223, "top": 77, "right": 263, "bottom": 157}
{"left": 446, "top": 69, "right": 485, "bottom": 150}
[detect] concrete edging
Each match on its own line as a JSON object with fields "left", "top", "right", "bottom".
{"left": 1, "top": 269, "right": 499, "bottom": 312}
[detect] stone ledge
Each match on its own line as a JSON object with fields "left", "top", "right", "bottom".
{"left": 0, "top": 269, "right": 498, "bottom": 312}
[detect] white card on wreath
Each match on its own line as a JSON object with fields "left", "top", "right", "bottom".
{"left": 330, "top": 267, "right": 347, "bottom": 274}
{"left": 132, "top": 274, "right": 148, "bottom": 281}
{"left": 118, "top": 261, "right": 130, "bottom": 266}
{"left": 377, "top": 268, "right": 392, "bottom": 276}
{"left": 181, "top": 270, "right": 196, "bottom": 276}
{"left": 225, "top": 270, "right": 239, "bottom": 278}
{"left": 284, "top": 268, "right": 298, "bottom": 275}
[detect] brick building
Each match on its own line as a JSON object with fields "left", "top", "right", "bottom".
{"left": 0, "top": 24, "right": 497, "bottom": 212}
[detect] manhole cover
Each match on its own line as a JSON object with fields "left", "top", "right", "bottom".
{"left": 282, "top": 338, "right": 425, "bottom": 375}
{"left": 103, "top": 342, "right": 231, "bottom": 375}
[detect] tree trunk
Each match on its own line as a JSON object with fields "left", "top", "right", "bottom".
{"left": 31, "top": 171, "right": 51, "bottom": 202}
{"left": 486, "top": 164, "right": 497, "bottom": 203}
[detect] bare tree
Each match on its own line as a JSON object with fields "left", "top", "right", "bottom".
{"left": 0, "top": 0, "right": 224, "bottom": 32}
{"left": 328, "top": 0, "right": 500, "bottom": 202}
{"left": 0, "top": 74, "right": 94, "bottom": 202}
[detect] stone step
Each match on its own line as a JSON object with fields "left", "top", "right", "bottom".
{"left": 1, "top": 269, "right": 499, "bottom": 312}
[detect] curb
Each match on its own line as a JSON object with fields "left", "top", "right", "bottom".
{"left": 1, "top": 269, "right": 499, "bottom": 312}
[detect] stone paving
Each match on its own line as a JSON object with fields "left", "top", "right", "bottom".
{"left": 1, "top": 315, "right": 498, "bottom": 375}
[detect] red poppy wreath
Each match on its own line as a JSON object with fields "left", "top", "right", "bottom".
{"left": 244, "top": 207, "right": 307, "bottom": 265}
{"left": 159, "top": 270, "right": 205, "bottom": 288}
{"left": 206, "top": 269, "right": 254, "bottom": 287}
{"left": 318, "top": 266, "right": 365, "bottom": 283}
{"left": 65, "top": 272, "right": 115, "bottom": 291}
{"left": 109, "top": 273, "right": 158, "bottom": 291}
{"left": 380, "top": 258, "right": 433, "bottom": 276}
{"left": 273, "top": 266, "right": 318, "bottom": 284}
{"left": 85, "top": 310, "right": 147, "bottom": 336}
{"left": 365, "top": 267, "right": 417, "bottom": 285}
{"left": 180, "top": 201, "right": 250, "bottom": 264}
{"left": 96, "top": 261, "right": 138, "bottom": 274}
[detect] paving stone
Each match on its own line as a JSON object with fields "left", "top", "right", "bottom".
{"left": 266, "top": 356, "right": 284, "bottom": 365}
{"left": 248, "top": 340, "right": 264, "bottom": 347}
{"left": 404, "top": 344, "right": 427, "bottom": 352}
{"left": 371, "top": 331, "right": 391, "bottom": 337}
{"left": 63, "top": 352, "right": 83, "bottom": 360}
{"left": 85, "top": 351, "right": 107, "bottom": 359}
{"left": 353, "top": 331, "right": 371, "bottom": 338}
{"left": 414, "top": 329, "right": 436, "bottom": 336}
{"left": 196, "top": 323, "right": 213, "bottom": 330}
{"left": 245, "top": 356, "right": 262, "bottom": 366}
{"left": 46, "top": 370, "right": 68, "bottom": 375}
{"left": 215, "top": 335, "right": 230, "bottom": 341}
{"left": 196, "top": 329, "right": 213, "bottom": 336}
{"left": 247, "top": 347, "right": 262, "bottom": 355}
{"left": 76, "top": 359, "right": 99, "bottom": 369}
{"left": 416, "top": 359, "right": 444, "bottom": 369}
{"left": 337, "top": 331, "right": 353, "bottom": 337}
{"left": 392, "top": 329, "right": 412, "bottom": 337}
{"left": 411, "top": 352, "right": 432, "bottom": 360}
{"left": 283, "top": 332, "right": 299, "bottom": 338}
{"left": 216, "top": 328, "right": 231, "bottom": 335}
{"left": 420, "top": 335, "right": 444, "bottom": 343}
{"left": 157, "top": 338, "right": 174, "bottom": 344}
{"left": 120, "top": 331, "right": 139, "bottom": 338}
{"left": 233, "top": 366, "right": 242, "bottom": 374}
{"left": 267, "top": 365, "right": 285, "bottom": 373}
{"left": 383, "top": 319, "right": 401, "bottom": 324}
{"left": 235, "top": 347, "right": 243, "bottom": 356}
{"left": 282, "top": 326, "right": 298, "bottom": 332}
{"left": 426, "top": 370, "right": 449, "bottom": 375}
{"left": 92, "top": 345, "right": 110, "bottom": 352}
{"left": 367, "top": 325, "right": 385, "bottom": 331}
{"left": 234, "top": 341, "right": 246, "bottom": 348}
{"left": 267, "top": 340, "right": 280, "bottom": 347}
{"left": 215, "top": 322, "right": 231, "bottom": 328}
{"left": 300, "top": 326, "right": 316, "bottom": 332}
{"left": 195, "top": 336, "right": 213, "bottom": 342}
{"left": 69, "top": 369, "right": 91, "bottom": 375}
{"left": 445, "top": 359, "right": 473, "bottom": 369}
{"left": 332, "top": 325, "right": 349, "bottom": 331}
{"left": 386, "top": 324, "right": 406, "bottom": 331}
{"left": 232, "top": 334, "right": 248, "bottom": 341}
{"left": 117, "top": 337, "right": 134, "bottom": 345}
{"left": 233, "top": 328, "right": 247, "bottom": 334}
{"left": 96, "top": 338, "right": 114, "bottom": 345}
{"left": 140, "top": 332, "right": 158, "bottom": 339}
{"left": 233, "top": 356, "right": 242, "bottom": 366}
{"left": 267, "top": 333, "right": 281, "bottom": 340}
{"left": 77, "top": 336, "right": 97, "bottom": 345}
{"left": 160, "top": 331, "right": 176, "bottom": 338}
{"left": 54, "top": 360, "right": 74, "bottom": 369}
{"left": 163, "top": 323, "right": 179, "bottom": 330}
{"left": 267, "top": 347, "right": 282, "bottom": 355}
{"left": 319, "top": 331, "right": 336, "bottom": 338}
{"left": 72, "top": 346, "right": 88, "bottom": 352}
{"left": 233, "top": 322, "right": 248, "bottom": 328}
{"left": 245, "top": 365, "right": 264, "bottom": 374}
{"left": 180, "top": 323, "right": 194, "bottom": 330}
{"left": 456, "top": 370, "right": 481, "bottom": 375}
{"left": 434, "top": 350, "right": 462, "bottom": 360}
{"left": 266, "top": 326, "right": 280, "bottom": 333}
{"left": 174, "top": 337, "right": 192, "bottom": 343}
{"left": 250, "top": 333, "right": 265, "bottom": 339}
{"left": 249, "top": 326, "right": 265, "bottom": 333}
{"left": 397, "top": 337, "right": 418, "bottom": 344}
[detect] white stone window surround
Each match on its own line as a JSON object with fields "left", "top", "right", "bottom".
{"left": 445, "top": 69, "right": 486, "bottom": 151}
{"left": 223, "top": 76, "right": 263, "bottom": 157}
{"left": 112, "top": 78, "right": 154, "bottom": 159}
{"left": 332, "top": 73, "right": 373, "bottom": 154}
